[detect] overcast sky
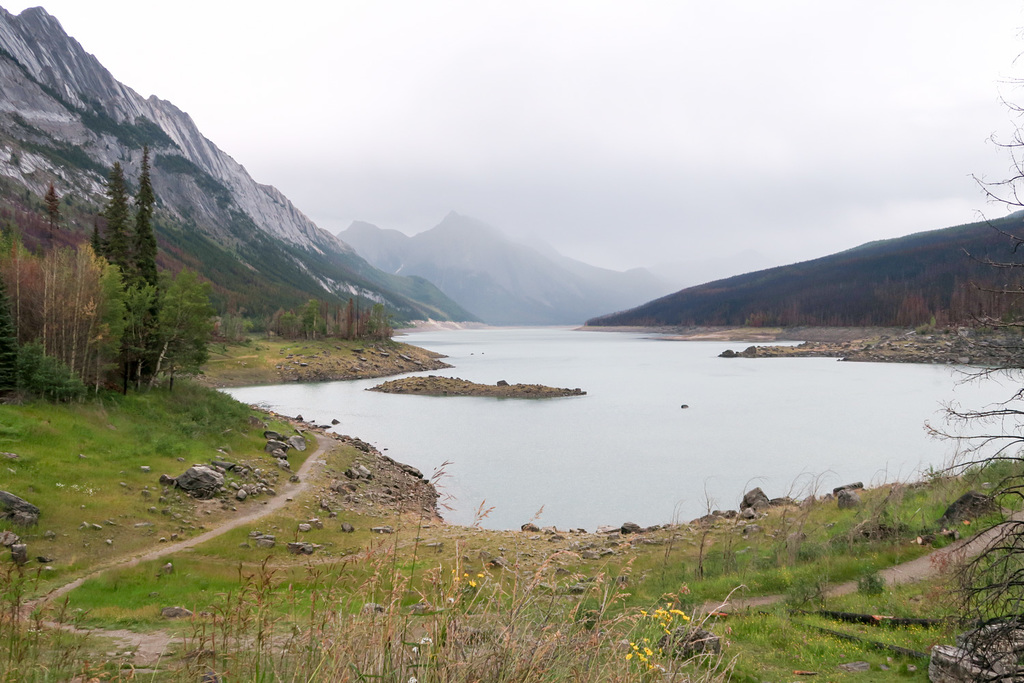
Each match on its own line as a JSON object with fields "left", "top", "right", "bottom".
{"left": 6, "top": 1, "right": 1024, "bottom": 273}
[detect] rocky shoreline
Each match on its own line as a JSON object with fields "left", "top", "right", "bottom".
{"left": 719, "top": 328, "right": 1024, "bottom": 366}
{"left": 368, "top": 375, "right": 587, "bottom": 398}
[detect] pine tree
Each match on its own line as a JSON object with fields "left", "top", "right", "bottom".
{"left": 91, "top": 218, "right": 103, "bottom": 254}
{"left": 102, "top": 162, "right": 131, "bottom": 273}
{"left": 44, "top": 182, "right": 60, "bottom": 238}
{"left": 133, "top": 146, "right": 158, "bottom": 287}
{"left": 0, "top": 276, "right": 17, "bottom": 393}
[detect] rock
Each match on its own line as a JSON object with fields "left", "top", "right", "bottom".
{"left": 287, "top": 542, "right": 316, "bottom": 555}
{"left": 620, "top": 522, "right": 642, "bottom": 534}
{"left": 521, "top": 523, "right": 540, "bottom": 532}
{"left": 837, "top": 488, "right": 861, "bottom": 509}
{"left": 496, "top": 380, "right": 509, "bottom": 387}
{"left": 488, "top": 556, "right": 511, "bottom": 569}
{"left": 309, "top": 518, "right": 323, "bottom": 530}
{"left": 35, "top": 555, "right": 53, "bottom": 563}
{"left": 939, "top": 491, "right": 995, "bottom": 527}
{"left": 271, "top": 448, "right": 288, "bottom": 459}
{"left": 837, "top": 661, "right": 871, "bottom": 672}
{"left": 362, "top": 602, "right": 385, "bottom": 614}
{"left": 211, "top": 460, "right": 236, "bottom": 471}
{"left": 43, "top": 530, "right": 55, "bottom": 540}
{"left": 160, "top": 562, "right": 174, "bottom": 575}
{"left": 0, "top": 490, "right": 40, "bottom": 526}
{"left": 159, "top": 474, "right": 176, "bottom": 486}
{"left": 740, "top": 487, "right": 770, "bottom": 512}
{"left": 833, "top": 482, "right": 864, "bottom": 494}
{"left": 719, "top": 349, "right": 737, "bottom": 358}
{"left": 235, "top": 489, "right": 248, "bottom": 501}
{"left": 581, "top": 550, "right": 600, "bottom": 560}
{"left": 371, "top": 526, "right": 394, "bottom": 534}
{"left": 248, "top": 416, "right": 267, "bottom": 429}
{"left": 298, "top": 523, "right": 312, "bottom": 532}
{"left": 743, "top": 525, "right": 761, "bottom": 535}
{"left": 255, "top": 537, "right": 275, "bottom": 549}
{"left": 0, "top": 530, "right": 19, "bottom": 546}
{"left": 287, "top": 435, "right": 306, "bottom": 452}
{"left": 263, "top": 430, "right": 283, "bottom": 440}
{"left": 175, "top": 466, "right": 225, "bottom": 499}
{"left": 659, "top": 626, "right": 721, "bottom": 658}
{"left": 10, "top": 543, "right": 27, "bottom": 565}
{"left": 161, "top": 606, "right": 193, "bottom": 619}
{"left": 341, "top": 523, "right": 355, "bottom": 533}
{"left": 140, "top": 466, "right": 151, "bottom": 473}
{"left": 276, "top": 459, "right": 290, "bottom": 471}
{"left": 265, "top": 439, "right": 289, "bottom": 453}
{"left": 331, "top": 418, "right": 340, "bottom": 425}
{"left": 929, "top": 624, "right": 1024, "bottom": 682}
{"left": 740, "top": 507, "right": 757, "bottom": 520}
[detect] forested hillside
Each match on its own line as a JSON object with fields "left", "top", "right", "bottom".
{"left": 587, "top": 213, "right": 1024, "bottom": 328}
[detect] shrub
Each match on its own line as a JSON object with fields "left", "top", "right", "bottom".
{"left": 16, "top": 342, "right": 85, "bottom": 402}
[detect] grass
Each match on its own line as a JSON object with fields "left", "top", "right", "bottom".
{"left": 0, "top": 383, "right": 1017, "bottom": 680}
{"left": 199, "top": 336, "right": 449, "bottom": 387}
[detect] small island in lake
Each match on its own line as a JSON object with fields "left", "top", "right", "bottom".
{"left": 369, "top": 376, "right": 586, "bottom": 398}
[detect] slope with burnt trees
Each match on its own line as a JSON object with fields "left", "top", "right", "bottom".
{"left": 587, "top": 213, "right": 1024, "bottom": 328}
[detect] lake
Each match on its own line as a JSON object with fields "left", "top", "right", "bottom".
{"left": 225, "top": 327, "right": 1015, "bottom": 530}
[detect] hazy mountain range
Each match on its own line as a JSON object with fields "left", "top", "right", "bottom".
{"left": 0, "top": 5, "right": 475, "bottom": 321}
{"left": 340, "top": 212, "right": 673, "bottom": 325}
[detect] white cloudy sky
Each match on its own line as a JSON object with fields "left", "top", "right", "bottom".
{"left": 6, "top": 1, "right": 1024, "bottom": 273}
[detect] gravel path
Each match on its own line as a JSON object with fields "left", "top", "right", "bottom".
{"left": 24, "top": 432, "right": 332, "bottom": 667}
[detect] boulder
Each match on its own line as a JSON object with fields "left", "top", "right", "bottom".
{"left": 265, "top": 439, "right": 289, "bottom": 453}
{"left": 521, "top": 523, "right": 540, "bottom": 532}
{"left": 263, "top": 430, "right": 283, "bottom": 440}
{"left": 740, "top": 487, "right": 770, "bottom": 512}
{"left": 0, "top": 491, "right": 40, "bottom": 527}
{"left": 496, "top": 380, "right": 509, "bottom": 387}
{"left": 255, "top": 537, "right": 275, "bottom": 549}
{"left": 161, "top": 606, "right": 193, "bottom": 619}
{"left": 287, "top": 542, "right": 316, "bottom": 555}
{"left": 833, "top": 482, "right": 864, "bottom": 495}
{"left": 175, "top": 466, "right": 225, "bottom": 499}
{"left": 620, "top": 522, "right": 642, "bottom": 534}
{"left": 659, "top": 626, "right": 721, "bottom": 658}
{"left": 837, "top": 488, "right": 861, "bottom": 509}
{"left": 740, "top": 507, "right": 757, "bottom": 520}
{"left": 0, "top": 530, "right": 19, "bottom": 547}
{"left": 287, "top": 435, "right": 307, "bottom": 452}
{"left": 341, "top": 523, "right": 355, "bottom": 533}
{"left": 939, "top": 491, "right": 995, "bottom": 527}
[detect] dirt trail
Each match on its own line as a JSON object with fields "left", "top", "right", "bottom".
{"left": 25, "top": 432, "right": 333, "bottom": 666}
{"left": 701, "top": 510, "right": 1024, "bottom": 614}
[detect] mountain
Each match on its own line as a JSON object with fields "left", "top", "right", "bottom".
{"left": 586, "top": 213, "right": 1024, "bottom": 328}
{"left": 0, "top": 6, "right": 475, "bottom": 322}
{"left": 340, "top": 212, "right": 672, "bottom": 325}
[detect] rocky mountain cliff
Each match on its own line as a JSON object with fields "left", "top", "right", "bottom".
{"left": 340, "top": 212, "right": 672, "bottom": 325}
{"left": 0, "top": 5, "right": 474, "bottom": 321}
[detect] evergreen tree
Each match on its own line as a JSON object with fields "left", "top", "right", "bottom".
{"left": 0, "top": 276, "right": 17, "bottom": 393}
{"left": 91, "top": 218, "right": 103, "bottom": 254}
{"left": 102, "top": 162, "right": 131, "bottom": 273}
{"left": 44, "top": 182, "right": 60, "bottom": 238}
{"left": 133, "top": 146, "right": 158, "bottom": 287}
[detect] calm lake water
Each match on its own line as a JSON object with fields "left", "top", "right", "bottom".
{"left": 226, "top": 327, "right": 1015, "bottom": 530}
